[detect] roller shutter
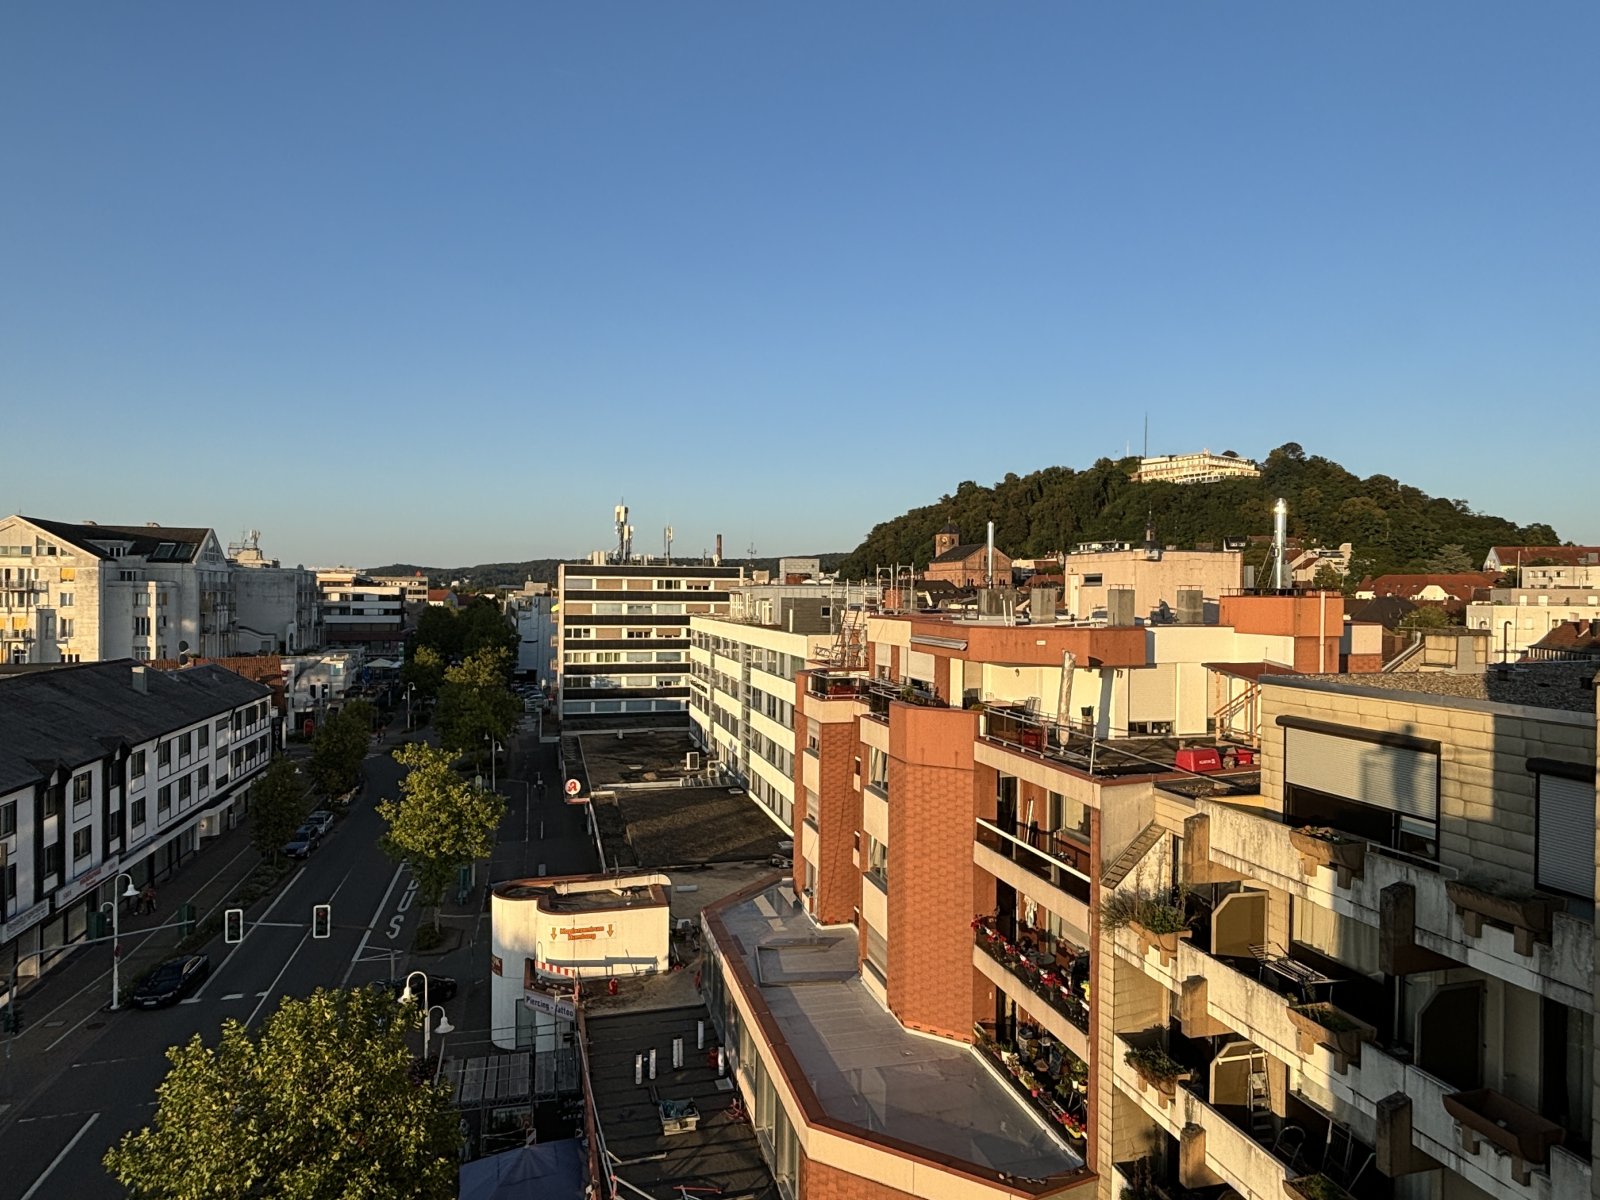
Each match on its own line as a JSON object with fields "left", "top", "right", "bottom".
{"left": 1285, "top": 727, "right": 1438, "bottom": 819}
{"left": 905, "top": 650, "right": 936, "bottom": 684}
{"left": 1537, "top": 774, "right": 1595, "bottom": 899}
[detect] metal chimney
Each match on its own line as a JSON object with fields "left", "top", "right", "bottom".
{"left": 986, "top": 521, "right": 996, "bottom": 587}
{"left": 1272, "top": 498, "right": 1289, "bottom": 590}
{"left": 714, "top": 534, "right": 723, "bottom": 566}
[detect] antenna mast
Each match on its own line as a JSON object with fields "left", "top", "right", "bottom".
{"left": 663, "top": 525, "right": 674, "bottom": 565}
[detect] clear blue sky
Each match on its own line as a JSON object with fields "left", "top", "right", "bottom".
{"left": 4, "top": 3, "right": 1596, "bottom": 567}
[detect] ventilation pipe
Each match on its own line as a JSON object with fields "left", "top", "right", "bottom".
{"left": 986, "top": 521, "right": 996, "bottom": 588}
{"left": 714, "top": 534, "right": 723, "bottom": 566}
{"left": 1272, "top": 498, "right": 1289, "bottom": 590}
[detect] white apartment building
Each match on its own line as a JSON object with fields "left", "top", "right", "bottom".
{"left": 315, "top": 570, "right": 406, "bottom": 654}
{"left": 1131, "top": 449, "right": 1261, "bottom": 485}
{"left": 0, "top": 661, "right": 273, "bottom": 997}
{"left": 1, "top": 515, "right": 237, "bottom": 664}
{"left": 505, "top": 581, "right": 556, "bottom": 684}
{"left": 555, "top": 562, "right": 743, "bottom": 723}
{"left": 1466, "top": 588, "right": 1600, "bottom": 663}
{"left": 231, "top": 537, "right": 321, "bottom": 654}
{"left": 369, "top": 574, "right": 431, "bottom": 606}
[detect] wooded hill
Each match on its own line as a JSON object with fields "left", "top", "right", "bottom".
{"left": 364, "top": 553, "right": 851, "bottom": 590}
{"left": 836, "top": 443, "right": 1560, "bottom": 582}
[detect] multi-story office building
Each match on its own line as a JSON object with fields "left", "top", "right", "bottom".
{"left": 231, "top": 536, "right": 321, "bottom": 653}
{"left": 0, "top": 515, "right": 237, "bottom": 664}
{"left": 695, "top": 593, "right": 1599, "bottom": 1200}
{"left": 555, "top": 562, "right": 743, "bottom": 723}
{"left": 0, "top": 660, "right": 273, "bottom": 995}
{"left": 315, "top": 570, "right": 406, "bottom": 654}
{"left": 1131, "top": 450, "right": 1262, "bottom": 485}
{"left": 1467, "top": 589, "right": 1600, "bottom": 664}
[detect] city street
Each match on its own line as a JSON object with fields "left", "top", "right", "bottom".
{"left": 0, "top": 709, "right": 590, "bottom": 1200}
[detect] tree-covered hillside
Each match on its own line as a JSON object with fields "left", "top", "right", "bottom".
{"left": 837, "top": 444, "right": 1559, "bottom": 582}
{"left": 365, "top": 553, "right": 850, "bottom": 590}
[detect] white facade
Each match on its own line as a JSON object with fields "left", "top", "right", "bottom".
{"left": 506, "top": 584, "right": 556, "bottom": 683}
{"left": 232, "top": 544, "right": 321, "bottom": 653}
{"left": 689, "top": 617, "right": 828, "bottom": 832}
{"left": 315, "top": 570, "right": 405, "bottom": 652}
{"left": 488, "top": 873, "right": 671, "bottom": 1049}
{"left": 0, "top": 662, "right": 273, "bottom": 995}
{"left": 281, "top": 651, "right": 364, "bottom": 727}
{"left": 1466, "top": 589, "right": 1600, "bottom": 662}
{"left": 1131, "top": 449, "right": 1261, "bottom": 485}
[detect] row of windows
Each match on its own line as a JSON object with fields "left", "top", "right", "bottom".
{"left": 564, "top": 627, "right": 685, "bottom": 641}
{"left": 688, "top": 631, "right": 806, "bottom": 680}
{"left": 563, "top": 577, "right": 719, "bottom": 591}
{"left": 563, "top": 650, "right": 685, "bottom": 665}
{"left": 561, "top": 698, "right": 687, "bottom": 715}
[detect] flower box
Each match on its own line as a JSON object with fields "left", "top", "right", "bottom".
{"left": 1443, "top": 1087, "right": 1565, "bottom": 1184}
{"left": 1288, "top": 827, "right": 1366, "bottom": 888}
{"left": 1285, "top": 1002, "right": 1376, "bottom": 1075}
{"left": 1124, "top": 1047, "right": 1191, "bottom": 1110}
{"left": 1445, "top": 880, "right": 1561, "bottom": 957}
{"left": 1132, "top": 920, "right": 1192, "bottom": 968}
{"left": 1283, "top": 1175, "right": 1356, "bottom": 1200}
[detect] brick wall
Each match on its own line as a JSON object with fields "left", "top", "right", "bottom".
{"left": 813, "top": 721, "right": 865, "bottom": 927}
{"left": 799, "top": 1153, "right": 922, "bottom": 1200}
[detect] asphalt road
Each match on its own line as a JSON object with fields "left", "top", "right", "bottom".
{"left": 0, "top": 708, "right": 595, "bottom": 1199}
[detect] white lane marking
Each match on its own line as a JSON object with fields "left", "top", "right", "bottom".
{"left": 339, "top": 861, "right": 408, "bottom": 988}
{"left": 72, "top": 1058, "right": 138, "bottom": 1069}
{"left": 21, "top": 1111, "right": 99, "bottom": 1200}
{"left": 179, "top": 997, "right": 202, "bottom": 1005}
{"left": 245, "top": 931, "right": 310, "bottom": 1027}
{"left": 385, "top": 878, "right": 418, "bottom": 940}
{"left": 221, "top": 992, "right": 244, "bottom": 1000}
{"left": 192, "top": 864, "right": 308, "bottom": 999}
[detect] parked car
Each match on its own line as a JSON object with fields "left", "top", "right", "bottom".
{"left": 305, "top": 810, "right": 335, "bottom": 837}
{"left": 370, "top": 974, "right": 458, "bottom": 1004}
{"left": 283, "top": 829, "right": 317, "bottom": 859}
{"left": 132, "top": 953, "right": 210, "bottom": 1008}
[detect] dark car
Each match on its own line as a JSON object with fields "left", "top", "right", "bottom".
{"left": 371, "top": 974, "right": 458, "bottom": 1004}
{"left": 132, "top": 953, "right": 210, "bottom": 1008}
{"left": 283, "top": 829, "right": 317, "bottom": 859}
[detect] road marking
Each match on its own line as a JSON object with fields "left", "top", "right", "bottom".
{"left": 71, "top": 1057, "right": 138, "bottom": 1069}
{"left": 339, "top": 860, "right": 409, "bottom": 988}
{"left": 221, "top": 992, "right": 244, "bottom": 1000}
{"left": 246, "top": 931, "right": 309, "bottom": 1027}
{"left": 21, "top": 1111, "right": 99, "bottom": 1200}
{"left": 179, "top": 997, "right": 202, "bottom": 1005}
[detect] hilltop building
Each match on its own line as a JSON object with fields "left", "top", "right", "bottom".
{"left": 923, "top": 523, "right": 1014, "bottom": 589}
{"left": 1132, "top": 449, "right": 1261, "bottom": 485}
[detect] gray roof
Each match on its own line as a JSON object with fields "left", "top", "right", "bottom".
{"left": 0, "top": 661, "right": 269, "bottom": 794}
{"left": 1267, "top": 661, "right": 1600, "bottom": 716}
{"left": 21, "top": 516, "right": 213, "bottom": 562}
{"left": 931, "top": 542, "right": 990, "bottom": 565}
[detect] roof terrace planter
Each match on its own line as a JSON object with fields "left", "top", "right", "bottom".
{"left": 1288, "top": 827, "right": 1367, "bottom": 889}
{"left": 1445, "top": 878, "right": 1562, "bottom": 957}
{"left": 1285, "top": 1002, "right": 1376, "bottom": 1075}
{"left": 1101, "top": 891, "right": 1194, "bottom": 968}
{"left": 1442, "top": 1087, "right": 1565, "bottom": 1184}
{"left": 1123, "top": 1046, "right": 1192, "bottom": 1111}
{"left": 1283, "top": 1174, "right": 1357, "bottom": 1200}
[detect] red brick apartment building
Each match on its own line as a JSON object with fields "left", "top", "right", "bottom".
{"left": 697, "top": 593, "right": 1378, "bottom": 1200}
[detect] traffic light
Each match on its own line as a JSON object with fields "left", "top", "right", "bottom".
{"left": 224, "top": 907, "right": 244, "bottom": 944}
{"left": 312, "top": 903, "right": 331, "bottom": 940}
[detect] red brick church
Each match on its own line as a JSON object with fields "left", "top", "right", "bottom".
{"left": 923, "top": 522, "right": 1013, "bottom": 588}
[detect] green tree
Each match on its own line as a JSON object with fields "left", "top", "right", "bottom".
{"left": 1399, "top": 604, "right": 1459, "bottom": 630}
{"left": 379, "top": 744, "right": 505, "bottom": 927}
{"left": 251, "top": 757, "right": 309, "bottom": 862}
{"left": 1310, "top": 563, "right": 1345, "bottom": 591}
{"left": 413, "top": 606, "right": 463, "bottom": 659}
{"left": 1426, "top": 543, "right": 1475, "bottom": 573}
{"left": 104, "top": 987, "right": 457, "bottom": 1200}
{"left": 458, "top": 597, "right": 517, "bottom": 662}
{"left": 402, "top": 645, "right": 446, "bottom": 705}
{"left": 434, "top": 647, "right": 520, "bottom": 762}
{"left": 309, "top": 699, "right": 374, "bottom": 798}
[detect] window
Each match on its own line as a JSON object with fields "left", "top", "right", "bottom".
{"left": 158, "top": 785, "right": 172, "bottom": 816}
{"left": 1535, "top": 767, "right": 1596, "bottom": 900}
{"left": 72, "top": 773, "right": 92, "bottom": 813}
{"left": 43, "top": 842, "right": 62, "bottom": 877}
{"left": 131, "top": 797, "right": 146, "bottom": 827}
{"left": 1083, "top": 573, "right": 1103, "bottom": 587}
{"left": 58, "top": 591, "right": 73, "bottom": 606}
{"left": 134, "top": 616, "right": 151, "bottom": 636}
{"left": 178, "top": 774, "right": 192, "bottom": 804}
{"left": 44, "top": 790, "right": 60, "bottom": 818}
{"left": 59, "top": 618, "right": 73, "bottom": 637}
{"left": 158, "top": 739, "right": 172, "bottom": 768}
{"left": 198, "top": 725, "right": 209, "bottom": 750}
{"left": 199, "top": 764, "right": 210, "bottom": 789}
{"left": 73, "top": 826, "right": 92, "bottom": 862}
{"left": 0, "top": 800, "right": 14, "bottom": 838}
{"left": 179, "top": 731, "right": 192, "bottom": 759}
{"left": 2, "top": 863, "right": 14, "bottom": 904}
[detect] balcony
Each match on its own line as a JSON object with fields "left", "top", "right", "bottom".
{"left": 974, "top": 818, "right": 1092, "bottom": 927}
{"left": 973, "top": 1023, "right": 1088, "bottom": 1151}
{"left": 973, "top": 918, "right": 1090, "bottom": 1031}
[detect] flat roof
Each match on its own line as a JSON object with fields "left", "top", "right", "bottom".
{"left": 579, "top": 728, "right": 704, "bottom": 787}
{"left": 592, "top": 786, "right": 789, "bottom": 870}
{"left": 1266, "top": 662, "right": 1599, "bottom": 717}
{"left": 716, "top": 885, "right": 1084, "bottom": 1181}
{"left": 585, "top": 1005, "right": 777, "bottom": 1200}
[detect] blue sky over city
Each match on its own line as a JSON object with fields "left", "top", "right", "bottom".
{"left": 4, "top": 3, "right": 1596, "bottom": 567}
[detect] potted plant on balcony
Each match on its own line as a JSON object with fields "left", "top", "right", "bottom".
{"left": 1445, "top": 875, "right": 1562, "bottom": 957}
{"left": 1100, "top": 889, "right": 1193, "bottom": 967}
{"left": 1285, "top": 1002, "right": 1376, "bottom": 1074}
{"left": 1288, "top": 825, "right": 1367, "bottom": 888}
{"left": 1283, "top": 1174, "right": 1357, "bottom": 1200}
{"left": 1123, "top": 1045, "right": 1191, "bottom": 1109}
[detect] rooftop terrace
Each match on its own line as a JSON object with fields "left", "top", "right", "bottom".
{"left": 714, "top": 884, "right": 1084, "bottom": 1182}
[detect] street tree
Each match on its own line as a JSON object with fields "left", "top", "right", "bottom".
{"left": 402, "top": 644, "right": 446, "bottom": 705}
{"left": 1310, "top": 563, "right": 1345, "bottom": 591}
{"left": 103, "top": 986, "right": 458, "bottom": 1200}
{"left": 1399, "top": 604, "right": 1459, "bottom": 630}
{"left": 379, "top": 744, "right": 505, "bottom": 928}
{"left": 458, "top": 597, "right": 517, "bottom": 662}
{"left": 413, "top": 606, "right": 463, "bottom": 659}
{"left": 251, "top": 757, "right": 309, "bottom": 862}
{"left": 309, "top": 699, "right": 375, "bottom": 797}
{"left": 434, "top": 647, "right": 520, "bottom": 763}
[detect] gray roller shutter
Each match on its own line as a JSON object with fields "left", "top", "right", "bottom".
{"left": 1537, "top": 774, "right": 1595, "bottom": 899}
{"left": 1285, "top": 728, "right": 1438, "bottom": 819}
{"left": 904, "top": 650, "right": 936, "bottom": 683}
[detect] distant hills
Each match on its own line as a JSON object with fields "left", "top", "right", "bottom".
{"left": 835, "top": 443, "right": 1560, "bottom": 581}
{"left": 365, "top": 554, "right": 851, "bottom": 590}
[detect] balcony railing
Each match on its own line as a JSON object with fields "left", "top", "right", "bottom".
{"left": 974, "top": 1022, "right": 1088, "bottom": 1146}
{"left": 973, "top": 919, "right": 1089, "bottom": 1032}
{"left": 976, "top": 818, "right": 1092, "bottom": 906}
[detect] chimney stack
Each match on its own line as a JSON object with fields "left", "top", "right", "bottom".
{"left": 714, "top": 534, "right": 723, "bottom": 565}
{"left": 131, "top": 665, "right": 148, "bottom": 693}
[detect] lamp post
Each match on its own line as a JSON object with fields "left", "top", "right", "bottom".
{"left": 400, "top": 971, "right": 454, "bottom": 1060}
{"left": 483, "top": 734, "right": 502, "bottom": 792}
{"left": 101, "top": 873, "right": 142, "bottom": 1011}
{"left": 1502, "top": 620, "right": 1512, "bottom": 664}
{"left": 405, "top": 684, "right": 414, "bottom": 731}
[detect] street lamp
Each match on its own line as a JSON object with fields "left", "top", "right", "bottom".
{"left": 100, "top": 873, "right": 141, "bottom": 1011}
{"left": 400, "top": 971, "right": 454, "bottom": 1059}
{"left": 404, "top": 684, "right": 415, "bottom": 731}
{"left": 483, "top": 734, "right": 503, "bottom": 792}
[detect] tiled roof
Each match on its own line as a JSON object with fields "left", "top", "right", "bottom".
{"left": 1489, "top": 545, "right": 1600, "bottom": 567}
{"left": 0, "top": 661, "right": 268, "bottom": 794}
{"left": 930, "top": 542, "right": 996, "bottom": 565}
{"left": 21, "top": 516, "right": 212, "bottom": 562}
{"left": 1364, "top": 573, "right": 1496, "bottom": 603}
{"left": 1531, "top": 620, "right": 1600, "bottom": 652}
